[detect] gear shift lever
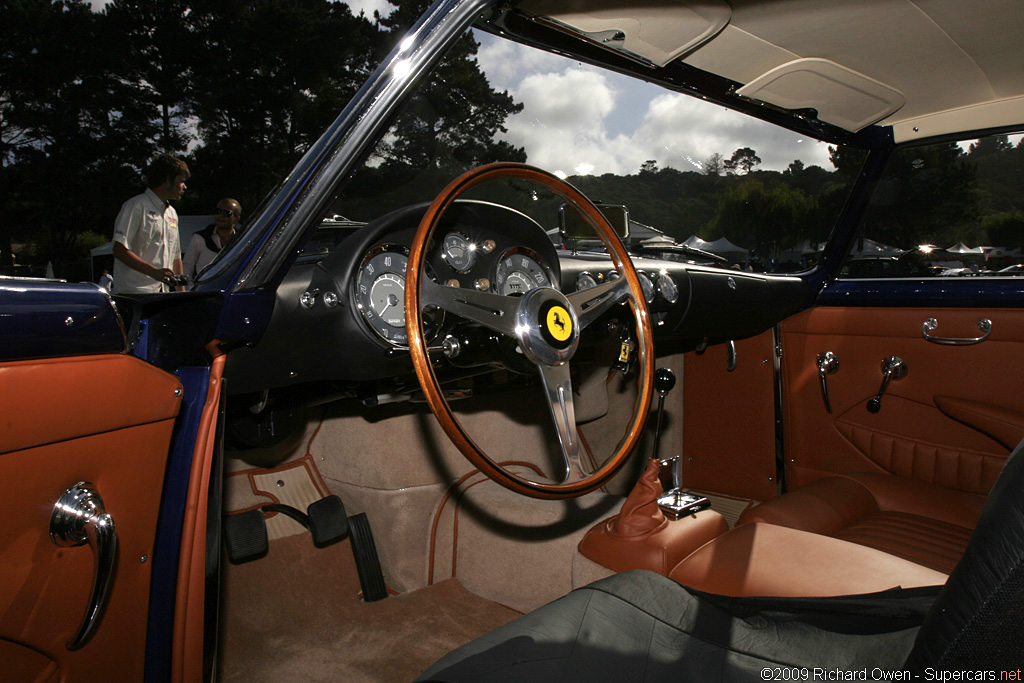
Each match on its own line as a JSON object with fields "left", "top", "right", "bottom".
{"left": 648, "top": 367, "right": 710, "bottom": 518}
{"left": 651, "top": 368, "right": 676, "bottom": 463}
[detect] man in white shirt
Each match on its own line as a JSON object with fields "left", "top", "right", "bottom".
{"left": 111, "top": 153, "right": 189, "bottom": 294}
{"left": 182, "top": 198, "right": 242, "bottom": 284}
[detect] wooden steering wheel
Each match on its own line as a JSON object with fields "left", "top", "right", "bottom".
{"left": 405, "top": 163, "right": 654, "bottom": 499}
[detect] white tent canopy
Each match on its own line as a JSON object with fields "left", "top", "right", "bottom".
{"left": 947, "top": 241, "right": 984, "bottom": 254}
{"left": 849, "top": 238, "right": 903, "bottom": 256}
{"left": 683, "top": 235, "right": 749, "bottom": 257}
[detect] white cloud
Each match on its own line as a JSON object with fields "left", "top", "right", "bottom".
{"left": 480, "top": 34, "right": 834, "bottom": 176}
{"left": 344, "top": 0, "right": 394, "bottom": 20}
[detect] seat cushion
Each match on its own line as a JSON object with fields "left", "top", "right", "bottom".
{"left": 416, "top": 570, "right": 935, "bottom": 682}
{"left": 737, "top": 473, "right": 985, "bottom": 573}
{"left": 668, "top": 523, "right": 948, "bottom": 597}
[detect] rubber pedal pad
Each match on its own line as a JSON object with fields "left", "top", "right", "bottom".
{"left": 224, "top": 509, "right": 268, "bottom": 564}
{"left": 307, "top": 495, "right": 349, "bottom": 546}
{"left": 348, "top": 513, "right": 388, "bottom": 602}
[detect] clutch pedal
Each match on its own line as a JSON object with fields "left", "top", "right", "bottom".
{"left": 224, "top": 509, "right": 269, "bottom": 563}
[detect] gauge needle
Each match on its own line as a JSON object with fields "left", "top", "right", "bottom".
{"left": 379, "top": 293, "right": 399, "bottom": 316}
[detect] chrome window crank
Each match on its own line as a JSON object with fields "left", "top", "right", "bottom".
{"left": 867, "top": 356, "right": 907, "bottom": 414}
{"left": 816, "top": 351, "right": 840, "bottom": 413}
{"left": 50, "top": 482, "right": 118, "bottom": 650}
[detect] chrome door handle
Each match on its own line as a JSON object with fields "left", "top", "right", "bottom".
{"left": 816, "top": 351, "right": 840, "bottom": 413}
{"left": 867, "top": 356, "right": 907, "bottom": 414}
{"left": 922, "top": 318, "right": 991, "bottom": 345}
{"left": 50, "top": 482, "right": 118, "bottom": 650}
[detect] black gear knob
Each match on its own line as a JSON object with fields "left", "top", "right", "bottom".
{"left": 654, "top": 367, "right": 676, "bottom": 396}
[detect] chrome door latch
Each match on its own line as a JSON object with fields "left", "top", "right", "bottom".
{"left": 922, "top": 317, "right": 992, "bottom": 345}
{"left": 816, "top": 351, "right": 840, "bottom": 413}
{"left": 50, "top": 482, "right": 118, "bottom": 650}
{"left": 867, "top": 356, "right": 907, "bottom": 414}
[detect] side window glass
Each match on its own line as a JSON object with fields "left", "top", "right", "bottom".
{"left": 841, "top": 133, "right": 1024, "bottom": 278}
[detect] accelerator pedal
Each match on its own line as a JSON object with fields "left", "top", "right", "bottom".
{"left": 348, "top": 513, "right": 388, "bottom": 602}
{"left": 224, "top": 509, "right": 269, "bottom": 564}
{"left": 307, "top": 495, "right": 349, "bottom": 546}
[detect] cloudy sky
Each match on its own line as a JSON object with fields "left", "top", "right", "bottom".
{"left": 475, "top": 34, "right": 834, "bottom": 178}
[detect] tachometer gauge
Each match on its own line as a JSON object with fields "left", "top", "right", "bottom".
{"left": 494, "top": 249, "right": 552, "bottom": 296}
{"left": 638, "top": 271, "right": 655, "bottom": 304}
{"left": 442, "top": 231, "right": 476, "bottom": 273}
{"left": 657, "top": 272, "right": 679, "bottom": 304}
{"left": 355, "top": 247, "right": 409, "bottom": 344}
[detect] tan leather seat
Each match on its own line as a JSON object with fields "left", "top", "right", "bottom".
{"left": 735, "top": 472, "right": 986, "bottom": 573}
{"left": 668, "top": 522, "right": 948, "bottom": 597}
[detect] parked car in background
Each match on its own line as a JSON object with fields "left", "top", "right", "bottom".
{"left": 3, "top": 1, "right": 1024, "bottom": 680}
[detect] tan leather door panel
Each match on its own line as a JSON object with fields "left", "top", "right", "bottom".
{"left": 682, "top": 330, "right": 779, "bottom": 501}
{"left": 779, "top": 307, "right": 1024, "bottom": 494}
{"left": 0, "top": 354, "right": 182, "bottom": 681}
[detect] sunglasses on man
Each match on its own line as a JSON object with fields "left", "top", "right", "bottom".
{"left": 215, "top": 208, "right": 237, "bottom": 217}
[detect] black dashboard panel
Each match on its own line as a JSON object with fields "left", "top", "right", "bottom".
{"left": 224, "top": 199, "right": 811, "bottom": 397}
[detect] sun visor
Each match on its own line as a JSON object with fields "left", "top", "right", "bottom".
{"left": 521, "top": 0, "right": 731, "bottom": 67}
{"left": 736, "top": 58, "right": 905, "bottom": 132}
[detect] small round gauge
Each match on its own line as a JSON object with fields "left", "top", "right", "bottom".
{"left": 442, "top": 231, "right": 476, "bottom": 273}
{"left": 575, "top": 272, "right": 598, "bottom": 292}
{"left": 637, "top": 272, "right": 655, "bottom": 304}
{"left": 355, "top": 247, "right": 409, "bottom": 344}
{"left": 494, "top": 249, "right": 551, "bottom": 296}
{"left": 657, "top": 272, "right": 679, "bottom": 304}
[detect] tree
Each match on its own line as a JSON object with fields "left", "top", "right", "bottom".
{"left": 709, "top": 179, "right": 816, "bottom": 262}
{"left": 703, "top": 152, "right": 724, "bottom": 176}
{"left": 182, "top": 0, "right": 378, "bottom": 211}
{"left": 640, "top": 159, "right": 658, "bottom": 174}
{"left": 723, "top": 147, "right": 761, "bottom": 175}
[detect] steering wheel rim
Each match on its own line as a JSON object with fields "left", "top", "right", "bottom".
{"left": 405, "top": 162, "right": 655, "bottom": 499}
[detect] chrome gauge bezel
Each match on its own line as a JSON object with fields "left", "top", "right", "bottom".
{"left": 656, "top": 271, "right": 679, "bottom": 304}
{"left": 492, "top": 247, "right": 556, "bottom": 296}
{"left": 353, "top": 243, "right": 441, "bottom": 346}
{"left": 441, "top": 230, "right": 477, "bottom": 273}
{"left": 574, "top": 271, "right": 598, "bottom": 292}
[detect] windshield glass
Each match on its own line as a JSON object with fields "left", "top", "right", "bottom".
{"left": 334, "top": 28, "right": 862, "bottom": 273}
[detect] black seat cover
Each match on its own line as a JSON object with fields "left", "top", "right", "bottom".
{"left": 418, "top": 444, "right": 1024, "bottom": 681}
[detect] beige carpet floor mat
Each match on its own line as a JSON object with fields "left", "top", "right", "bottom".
{"left": 218, "top": 533, "right": 520, "bottom": 682}
{"left": 224, "top": 455, "right": 332, "bottom": 540}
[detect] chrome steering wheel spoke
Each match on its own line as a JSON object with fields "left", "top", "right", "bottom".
{"left": 567, "top": 278, "right": 631, "bottom": 331}
{"left": 537, "top": 362, "right": 589, "bottom": 485}
{"left": 420, "top": 278, "right": 520, "bottom": 337}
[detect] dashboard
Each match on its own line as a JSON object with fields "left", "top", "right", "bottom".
{"left": 223, "top": 200, "right": 809, "bottom": 399}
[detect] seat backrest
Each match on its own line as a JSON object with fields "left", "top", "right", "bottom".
{"left": 904, "top": 440, "right": 1024, "bottom": 668}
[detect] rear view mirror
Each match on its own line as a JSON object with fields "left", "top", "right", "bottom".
{"left": 560, "top": 203, "right": 630, "bottom": 242}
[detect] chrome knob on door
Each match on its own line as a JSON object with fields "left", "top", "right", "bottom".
{"left": 816, "top": 351, "right": 840, "bottom": 413}
{"left": 50, "top": 482, "right": 118, "bottom": 650}
{"left": 867, "top": 356, "right": 907, "bottom": 414}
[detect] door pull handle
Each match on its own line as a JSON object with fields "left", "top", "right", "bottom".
{"left": 816, "top": 351, "right": 840, "bottom": 413}
{"left": 867, "top": 356, "right": 907, "bottom": 414}
{"left": 922, "top": 318, "right": 991, "bottom": 346}
{"left": 50, "top": 482, "right": 118, "bottom": 650}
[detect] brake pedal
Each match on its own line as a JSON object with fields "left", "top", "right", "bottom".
{"left": 224, "top": 509, "right": 269, "bottom": 563}
{"left": 307, "top": 495, "right": 349, "bottom": 546}
{"left": 348, "top": 513, "right": 388, "bottom": 602}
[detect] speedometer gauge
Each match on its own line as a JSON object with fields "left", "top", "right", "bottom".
{"left": 494, "top": 249, "right": 551, "bottom": 296}
{"left": 355, "top": 247, "right": 409, "bottom": 343}
{"left": 353, "top": 246, "right": 442, "bottom": 346}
